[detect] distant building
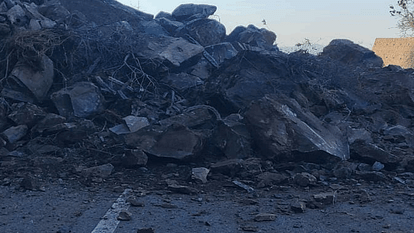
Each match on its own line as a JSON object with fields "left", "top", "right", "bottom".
{"left": 372, "top": 38, "right": 414, "bottom": 69}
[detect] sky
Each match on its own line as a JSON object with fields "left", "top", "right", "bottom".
{"left": 118, "top": 0, "right": 401, "bottom": 49}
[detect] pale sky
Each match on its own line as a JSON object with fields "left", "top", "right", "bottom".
{"left": 118, "top": 0, "right": 401, "bottom": 49}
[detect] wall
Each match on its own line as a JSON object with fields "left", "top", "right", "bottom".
{"left": 372, "top": 38, "right": 414, "bottom": 69}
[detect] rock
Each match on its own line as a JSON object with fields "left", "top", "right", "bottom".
{"left": 51, "top": 82, "right": 105, "bottom": 118}
{"left": 56, "top": 119, "right": 96, "bottom": 143}
{"left": 2, "top": 55, "right": 54, "bottom": 102}
{"left": 140, "top": 36, "right": 204, "bottom": 69}
{"left": 191, "top": 167, "right": 210, "bottom": 183}
{"left": 204, "top": 42, "right": 239, "bottom": 67}
{"left": 141, "top": 20, "right": 168, "bottom": 36}
{"left": 159, "top": 107, "right": 215, "bottom": 128}
{"left": 253, "top": 213, "right": 277, "bottom": 222}
{"left": 351, "top": 140, "right": 399, "bottom": 165}
{"left": 7, "top": 4, "right": 27, "bottom": 26}
{"left": 233, "top": 180, "right": 255, "bottom": 193}
{"left": 167, "top": 184, "right": 198, "bottom": 194}
{"left": 80, "top": 163, "right": 114, "bottom": 178}
{"left": 226, "top": 25, "right": 277, "bottom": 50}
{"left": 20, "top": 176, "right": 45, "bottom": 191}
{"left": 256, "top": 172, "right": 288, "bottom": 188}
{"left": 213, "top": 114, "right": 252, "bottom": 159}
{"left": 321, "top": 39, "right": 383, "bottom": 68}
{"left": 293, "top": 172, "right": 317, "bottom": 187}
{"left": 155, "top": 11, "right": 173, "bottom": 20}
{"left": 156, "top": 17, "right": 184, "bottom": 35}
{"left": 290, "top": 200, "right": 306, "bottom": 213}
{"left": 117, "top": 210, "right": 132, "bottom": 221}
{"left": 8, "top": 102, "right": 47, "bottom": 127}
{"left": 333, "top": 161, "right": 357, "bottom": 179}
{"left": 160, "top": 72, "right": 203, "bottom": 93}
{"left": 121, "top": 149, "right": 148, "bottom": 167}
{"left": 245, "top": 95, "right": 349, "bottom": 162}
{"left": 32, "top": 113, "right": 66, "bottom": 134}
{"left": 313, "top": 192, "right": 335, "bottom": 205}
{"left": 2, "top": 125, "right": 28, "bottom": 144}
{"left": 175, "top": 18, "right": 226, "bottom": 46}
{"left": 372, "top": 161, "right": 385, "bottom": 171}
{"left": 125, "top": 124, "right": 203, "bottom": 160}
{"left": 172, "top": 4, "right": 217, "bottom": 21}
{"left": 110, "top": 116, "right": 149, "bottom": 135}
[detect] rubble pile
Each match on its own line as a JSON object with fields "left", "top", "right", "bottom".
{"left": 0, "top": 0, "right": 414, "bottom": 190}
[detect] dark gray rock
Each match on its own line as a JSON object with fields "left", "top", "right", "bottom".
{"left": 293, "top": 172, "right": 317, "bottom": 187}
{"left": 155, "top": 11, "right": 173, "bottom": 20}
{"left": 175, "top": 18, "right": 226, "bottom": 46}
{"left": 8, "top": 102, "right": 47, "bottom": 127}
{"left": 172, "top": 4, "right": 217, "bottom": 21}
{"left": 141, "top": 20, "right": 168, "bottom": 36}
{"left": 321, "top": 39, "right": 383, "bottom": 68}
{"left": 226, "top": 24, "right": 277, "bottom": 50}
{"left": 204, "top": 42, "right": 239, "bottom": 66}
{"left": 121, "top": 149, "right": 148, "bottom": 167}
{"left": 2, "top": 125, "right": 28, "bottom": 144}
{"left": 51, "top": 82, "right": 105, "bottom": 118}
{"left": 156, "top": 17, "right": 184, "bottom": 35}
{"left": 245, "top": 95, "right": 349, "bottom": 162}
{"left": 160, "top": 72, "right": 203, "bottom": 93}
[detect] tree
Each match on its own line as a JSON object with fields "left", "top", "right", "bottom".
{"left": 390, "top": 0, "right": 414, "bottom": 36}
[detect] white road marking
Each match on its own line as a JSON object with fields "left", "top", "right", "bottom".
{"left": 91, "top": 189, "right": 132, "bottom": 233}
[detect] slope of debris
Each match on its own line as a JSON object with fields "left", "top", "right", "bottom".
{"left": 0, "top": 0, "right": 413, "bottom": 205}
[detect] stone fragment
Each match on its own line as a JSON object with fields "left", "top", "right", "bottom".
{"left": 290, "top": 201, "right": 306, "bottom": 213}
{"left": 7, "top": 4, "right": 27, "bottom": 26}
{"left": 351, "top": 141, "right": 398, "bottom": 165}
{"left": 117, "top": 210, "right": 132, "bottom": 221}
{"left": 124, "top": 116, "right": 149, "bottom": 132}
{"left": 313, "top": 192, "right": 335, "bottom": 205}
{"left": 121, "top": 149, "right": 148, "bottom": 167}
{"left": 2, "top": 55, "right": 54, "bottom": 102}
{"left": 56, "top": 119, "right": 96, "bottom": 143}
{"left": 356, "top": 171, "right": 388, "bottom": 182}
{"left": 253, "top": 213, "right": 277, "bottom": 222}
{"left": 51, "top": 82, "right": 105, "bottom": 118}
{"left": 210, "top": 159, "right": 243, "bottom": 176}
{"left": 161, "top": 73, "right": 203, "bottom": 93}
{"left": 191, "top": 167, "right": 210, "bottom": 183}
{"left": 204, "top": 42, "right": 239, "bottom": 66}
{"left": 2, "top": 125, "right": 28, "bottom": 144}
{"left": 372, "top": 161, "right": 385, "bottom": 171}
{"left": 156, "top": 17, "right": 184, "bottom": 34}
{"left": 293, "top": 172, "right": 317, "bottom": 187}
{"left": 8, "top": 102, "right": 47, "bottom": 127}
{"left": 168, "top": 184, "right": 198, "bottom": 194}
{"left": 172, "top": 4, "right": 217, "bottom": 21}
{"left": 20, "top": 176, "right": 45, "bottom": 191}
{"left": 32, "top": 113, "right": 67, "bottom": 134}
{"left": 256, "top": 172, "right": 288, "bottom": 188}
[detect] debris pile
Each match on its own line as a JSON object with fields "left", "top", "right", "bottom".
{"left": 0, "top": 0, "right": 413, "bottom": 190}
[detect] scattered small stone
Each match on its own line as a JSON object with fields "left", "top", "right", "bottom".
{"left": 253, "top": 213, "right": 277, "bottom": 222}
{"left": 117, "top": 210, "right": 132, "bottom": 221}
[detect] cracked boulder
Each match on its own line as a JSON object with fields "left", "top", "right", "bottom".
{"left": 172, "top": 4, "right": 217, "bottom": 22}
{"left": 245, "top": 95, "right": 349, "bottom": 162}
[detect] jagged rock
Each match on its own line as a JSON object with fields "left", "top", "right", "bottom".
{"left": 172, "top": 4, "right": 217, "bottom": 21}
{"left": 175, "top": 18, "right": 226, "bottom": 46}
{"left": 141, "top": 20, "right": 169, "bottom": 36}
{"left": 2, "top": 55, "right": 54, "bottom": 102}
{"left": 293, "top": 172, "right": 317, "bottom": 187}
{"left": 191, "top": 167, "right": 210, "bottom": 183}
{"left": 253, "top": 213, "right": 277, "bottom": 222}
{"left": 56, "top": 119, "right": 97, "bottom": 143}
{"left": 110, "top": 116, "right": 149, "bottom": 135}
{"left": 125, "top": 124, "right": 202, "bottom": 160}
{"left": 8, "top": 102, "right": 47, "bottom": 127}
{"left": 313, "top": 192, "right": 335, "bottom": 205}
{"left": 204, "top": 42, "right": 239, "bottom": 66}
{"left": 256, "top": 172, "right": 288, "bottom": 188}
{"left": 351, "top": 140, "right": 399, "bottom": 165}
{"left": 356, "top": 171, "right": 388, "bottom": 182}
{"left": 51, "top": 82, "right": 105, "bottom": 118}
{"left": 1, "top": 125, "right": 28, "bottom": 144}
{"left": 160, "top": 72, "right": 203, "bottom": 93}
{"left": 321, "top": 39, "right": 383, "bottom": 68}
{"left": 155, "top": 11, "right": 173, "bottom": 20}
{"left": 226, "top": 24, "right": 277, "bottom": 50}
{"left": 158, "top": 107, "right": 215, "bottom": 128}
{"left": 32, "top": 113, "right": 66, "bottom": 134}
{"left": 7, "top": 4, "right": 27, "bottom": 26}
{"left": 210, "top": 159, "right": 243, "bottom": 176}
{"left": 245, "top": 95, "right": 349, "bottom": 162}
{"left": 156, "top": 17, "right": 184, "bottom": 35}
{"left": 213, "top": 114, "right": 251, "bottom": 159}
{"left": 138, "top": 36, "right": 204, "bottom": 69}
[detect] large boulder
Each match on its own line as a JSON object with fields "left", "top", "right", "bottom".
{"left": 321, "top": 39, "right": 383, "bottom": 68}
{"left": 245, "top": 95, "right": 349, "bottom": 162}
{"left": 175, "top": 18, "right": 226, "bottom": 46}
{"left": 172, "top": 4, "right": 217, "bottom": 22}
{"left": 226, "top": 25, "right": 277, "bottom": 50}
